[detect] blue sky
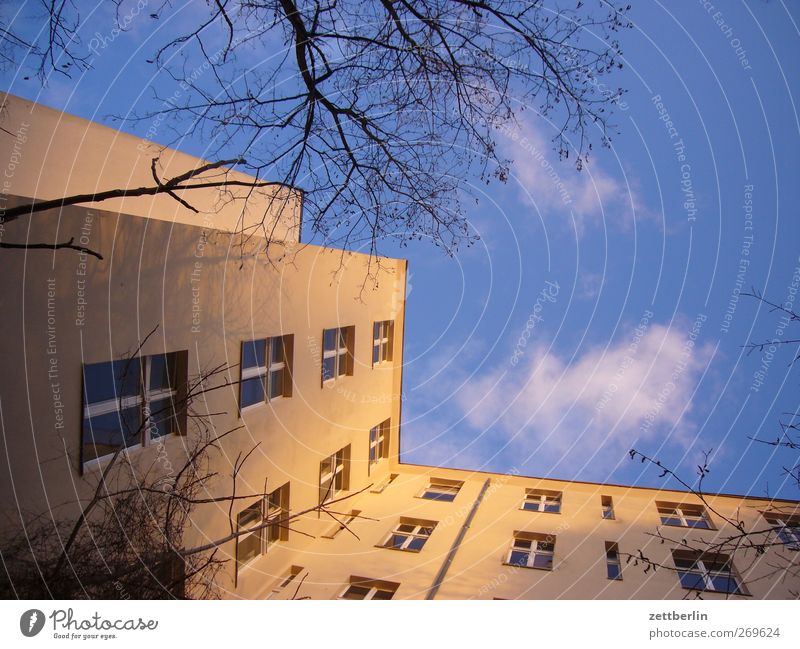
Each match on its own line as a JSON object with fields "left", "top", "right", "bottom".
{"left": 4, "top": 1, "right": 800, "bottom": 498}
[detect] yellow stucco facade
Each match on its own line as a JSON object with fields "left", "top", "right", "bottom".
{"left": 0, "top": 93, "right": 798, "bottom": 600}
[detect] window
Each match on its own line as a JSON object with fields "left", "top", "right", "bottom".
{"left": 239, "top": 335, "right": 293, "bottom": 410}
{"left": 323, "top": 510, "right": 362, "bottom": 539}
{"left": 657, "top": 502, "right": 713, "bottom": 529}
{"left": 236, "top": 483, "right": 290, "bottom": 571}
{"left": 369, "top": 419, "right": 390, "bottom": 468}
{"left": 370, "top": 473, "right": 398, "bottom": 494}
{"left": 81, "top": 351, "right": 188, "bottom": 466}
{"left": 322, "top": 326, "right": 354, "bottom": 383}
{"left": 672, "top": 551, "right": 744, "bottom": 595}
{"left": 522, "top": 489, "right": 562, "bottom": 513}
{"left": 319, "top": 446, "right": 351, "bottom": 504}
{"left": 506, "top": 532, "right": 555, "bottom": 570}
{"left": 763, "top": 513, "right": 800, "bottom": 550}
{"left": 420, "top": 478, "right": 463, "bottom": 502}
{"left": 339, "top": 577, "right": 400, "bottom": 600}
{"left": 605, "top": 542, "right": 622, "bottom": 580}
{"left": 266, "top": 566, "right": 304, "bottom": 599}
{"left": 601, "top": 495, "right": 615, "bottom": 520}
{"left": 372, "top": 320, "right": 394, "bottom": 365}
{"left": 381, "top": 518, "right": 437, "bottom": 552}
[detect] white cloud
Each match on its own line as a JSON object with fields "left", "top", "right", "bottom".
{"left": 453, "top": 321, "right": 714, "bottom": 479}
{"left": 496, "top": 117, "right": 650, "bottom": 233}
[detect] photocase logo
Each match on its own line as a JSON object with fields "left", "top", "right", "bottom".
{"left": 20, "top": 609, "right": 45, "bottom": 637}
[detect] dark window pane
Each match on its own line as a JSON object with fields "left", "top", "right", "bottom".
{"left": 686, "top": 518, "right": 710, "bottom": 529}
{"left": 84, "top": 359, "right": 141, "bottom": 404}
{"left": 242, "top": 340, "right": 266, "bottom": 370}
{"left": 544, "top": 503, "right": 560, "bottom": 513}
{"left": 323, "top": 329, "right": 337, "bottom": 352}
{"left": 407, "top": 537, "right": 427, "bottom": 551}
{"left": 373, "top": 322, "right": 380, "bottom": 339}
{"left": 661, "top": 516, "right": 682, "bottom": 526}
{"left": 678, "top": 571, "right": 705, "bottom": 590}
{"left": 607, "top": 563, "right": 620, "bottom": 580}
{"left": 342, "top": 585, "right": 370, "bottom": 600}
{"left": 371, "top": 588, "right": 394, "bottom": 600}
{"left": 509, "top": 550, "right": 529, "bottom": 567}
{"left": 241, "top": 376, "right": 265, "bottom": 407}
{"left": 322, "top": 356, "right": 336, "bottom": 381}
{"left": 238, "top": 501, "right": 262, "bottom": 527}
{"left": 269, "top": 369, "right": 284, "bottom": 399}
{"left": 338, "top": 329, "right": 347, "bottom": 349}
{"left": 149, "top": 353, "right": 176, "bottom": 392}
{"left": 337, "top": 352, "right": 347, "bottom": 376}
{"left": 387, "top": 534, "right": 406, "bottom": 549}
{"left": 396, "top": 524, "right": 415, "bottom": 533}
{"left": 532, "top": 554, "right": 553, "bottom": 570}
{"left": 237, "top": 531, "right": 261, "bottom": 563}
{"left": 423, "top": 490, "right": 455, "bottom": 502}
{"left": 710, "top": 574, "right": 738, "bottom": 593}
{"left": 522, "top": 501, "right": 540, "bottom": 511}
{"left": 270, "top": 337, "right": 284, "bottom": 365}
{"left": 373, "top": 344, "right": 380, "bottom": 364}
{"left": 82, "top": 406, "right": 142, "bottom": 461}
{"left": 148, "top": 397, "right": 177, "bottom": 438}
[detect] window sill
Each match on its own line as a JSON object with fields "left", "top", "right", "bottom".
{"left": 680, "top": 586, "right": 749, "bottom": 597}
{"left": 415, "top": 495, "right": 457, "bottom": 503}
{"left": 240, "top": 395, "right": 288, "bottom": 416}
{"left": 376, "top": 545, "right": 423, "bottom": 554}
{"left": 81, "top": 434, "right": 176, "bottom": 474}
{"left": 519, "top": 508, "right": 561, "bottom": 514}
{"left": 322, "top": 376, "right": 353, "bottom": 388}
{"left": 502, "top": 562, "right": 553, "bottom": 572}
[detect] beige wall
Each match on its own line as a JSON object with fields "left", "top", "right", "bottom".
{"left": 269, "top": 464, "right": 800, "bottom": 600}
{"left": 0, "top": 195, "right": 406, "bottom": 598}
{"left": 0, "top": 92, "right": 301, "bottom": 239}
{"left": 1, "top": 95, "right": 798, "bottom": 601}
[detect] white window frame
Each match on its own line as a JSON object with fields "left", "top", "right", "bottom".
{"left": 419, "top": 480, "right": 462, "bottom": 502}
{"left": 266, "top": 566, "right": 304, "bottom": 599}
{"left": 236, "top": 483, "right": 289, "bottom": 572}
{"left": 320, "top": 447, "right": 349, "bottom": 503}
{"left": 322, "top": 327, "right": 351, "bottom": 384}
{"left": 657, "top": 503, "right": 712, "bottom": 529}
{"left": 764, "top": 514, "right": 800, "bottom": 550}
{"left": 372, "top": 320, "right": 393, "bottom": 366}
{"left": 601, "top": 496, "right": 615, "bottom": 520}
{"left": 506, "top": 534, "right": 555, "bottom": 570}
{"left": 240, "top": 336, "right": 288, "bottom": 411}
{"left": 673, "top": 552, "right": 743, "bottom": 594}
{"left": 236, "top": 496, "right": 267, "bottom": 570}
{"left": 521, "top": 489, "right": 562, "bottom": 513}
{"left": 605, "top": 542, "right": 622, "bottom": 580}
{"left": 323, "top": 510, "right": 362, "bottom": 539}
{"left": 82, "top": 353, "right": 182, "bottom": 468}
{"left": 369, "top": 420, "right": 389, "bottom": 467}
{"left": 382, "top": 520, "right": 436, "bottom": 552}
{"left": 370, "top": 473, "right": 398, "bottom": 494}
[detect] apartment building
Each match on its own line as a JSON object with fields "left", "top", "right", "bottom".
{"left": 0, "top": 93, "right": 798, "bottom": 600}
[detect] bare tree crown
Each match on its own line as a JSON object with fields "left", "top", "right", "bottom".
{"left": 2, "top": 0, "right": 630, "bottom": 256}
